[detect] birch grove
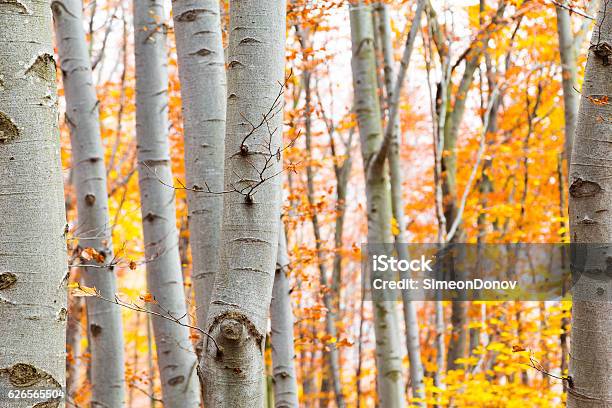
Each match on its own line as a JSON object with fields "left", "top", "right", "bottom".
{"left": 0, "top": 0, "right": 609, "bottom": 407}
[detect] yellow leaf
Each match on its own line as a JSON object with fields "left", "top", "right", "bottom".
{"left": 70, "top": 283, "right": 98, "bottom": 297}
{"left": 391, "top": 217, "right": 400, "bottom": 236}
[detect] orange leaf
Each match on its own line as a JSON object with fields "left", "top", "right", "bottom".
{"left": 81, "top": 247, "right": 105, "bottom": 263}
{"left": 139, "top": 293, "right": 156, "bottom": 303}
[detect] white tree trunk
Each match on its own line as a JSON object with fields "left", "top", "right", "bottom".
{"left": 270, "top": 220, "right": 299, "bottom": 408}
{"left": 171, "top": 0, "right": 226, "bottom": 327}
{"left": 0, "top": 2, "right": 68, "bottom": 406}
{"left": 301, "top": 66, "right": 346, "bottom": 408}
{"left": 200, "top": 0, "right": 286, "bottom": 406}
{"left": 349, "top": 3, "right": 407, "bottom": 407}
{"left": 52, "top": 1, "right": 126, "bottom": 405}
{"left": 374, "top": 4, "right": 426, "bottom": 404}
{"left": 133, "top": 0, "right": 200, "bottom": 405}
{"left": 567, "top": 1, "right": 612, "bottom": 406}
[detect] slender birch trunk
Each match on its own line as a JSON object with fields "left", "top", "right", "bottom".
{"left": 200, "top": 0, "right": 286, "bottom": 406}
{"left": 349, "top": 3, "right": 406, "bottom": 407}
{"left": 555, "top": 0, "right": 579, "bottom": 163}
{"left": 133, "top": 0, "right": 200, "bottom": 405}
{"left": 302, "top": 68, "right": 346, "bottom": 408}
{"left": 172, "top": 0, "right": 226, "bottom": 327}
{"left": 374, "top": 4, "right": 426, "bottom": 403}
{"left": 53, "top": 1, "right": 126, "bottom": 405}
{"left": 270, "top": 220, "right": 299, "bottom": 408}
{"left": 438, "top": 1, "right": 505, "bottom": 372}
{"left": 567, "top": 1, "right": 612, "bottom": 406}
{"left": 66, "top": 297, "right": 82, "bottom": 399}
{"left": 0, "top": 2, "right": 68, "bottom": 406}
{"left": 146, "top": 314, "right": 156, "bottom": 408}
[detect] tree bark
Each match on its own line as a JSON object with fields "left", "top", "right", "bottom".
{"left": 53, "top": 1, "right": 127, "bottom": 405}
{"left": 172, "top": 0, "right": 226, "bottom": 327}
{"left": 567, "top": 1, "right": 612, "bottom": 406}
{"left": 133, "top": 0, "right": 200, "bottom": 405}
{"left": 373, "top": 4, "right": 426, "bottom": 404}
{"left": 0, "top": 1, "right": 68, "bottom": 406}
{"left": 349, "top": 3, "right": 407, "bottom": 407}
{"left": 270, "top": 220, "right": 299, "bottom": 408}
{"left": 200, "top": 0, "right": 286, "bottom": 406}
{"left": 66, "top": 297, "right": 82, "bottom": 400}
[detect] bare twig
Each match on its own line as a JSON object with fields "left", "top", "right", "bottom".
{"left": 69, "top": 282, "right": 223, "bottom": 356}
{"left": 550, "top": 0, "right": 595, "bottom": 19}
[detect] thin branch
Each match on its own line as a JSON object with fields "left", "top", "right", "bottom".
{"left": 551, "top": 0, "right": 595, "bottom": 19}
{"left": 445, "top": 86, "right": 500, "bottom": 242}
{"left": 372, "top": 0, "right": 426, "bottom": 167}
{"left": 70, "top": 283, "right": 223, "bottom": 356}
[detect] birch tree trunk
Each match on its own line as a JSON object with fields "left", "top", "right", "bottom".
{"left": 555, "top": 0, "right": 579, "bottom": 163}
{"left": 567, "top": 1, "right": 612, "bottom": 406}
{"left": 0, "top": 2, "right": 68, "bottom": 406}
{"left": 374, "top": 4, "right": 426, "bottom": 403}
{"left": 133, "top": 1, "right": 200, "bottom": 405}
{"left": 270, "top": 220, "right": 299, "bottom": 408}
{"left": 349, "top": 3, "right": 407, "bottom": 407}
{"left": 53, "top": 1, "right": 126, "bottom": 405}
{"left": 439, "top": 1, "right": 505, "bottom": 372}
{"left": 302, "top": 67, "right": 346, "bottom": 408}
{"left": 172, "top": 0, "right": 226, "bottom": 327}
{"left": 200, "top": 0, "right": 286, "bottom": 406}
{"left": 66, "top": 297, "right": 82, "bottom": 399}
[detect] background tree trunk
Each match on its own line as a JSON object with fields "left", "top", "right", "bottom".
{"left": 270, "top": 219, "right": 299, "bottom": 408}
{"left": 172, "top": 0, "right": 226, "bottom": 327}
{"left": 66, "top": 296, "right": 82, "bottom": 400}
{"left": 373, "top": 4, "right": 426, "bottom": 403}
{"left": 0, "top": 2, "right": 68, "bottom": 406}
{"left": 53, "top": 0, "right": 126, "bottom": 404}
{"left": 133, "top": 0, "right": 200, "bottom": 405}
{"left": 301, "top": 67, "right": 346, "bottom": 408}
{"left": 200, "top": 0, "right": 286, "bottom": 406}
{"left": 555, "top": 0, "right": 580, "bottom": 163}
{"left": 567, "top": 1, "right": 612, "bottom": 406}
{"left": 349, "top": 3, "right": 407, "bottom": 407}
